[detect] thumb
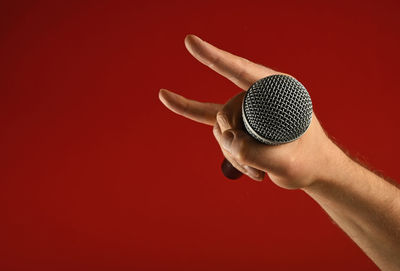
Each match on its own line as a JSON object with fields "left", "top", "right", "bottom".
{"left": 220, "top": 129, "right": 269, "bottom": 172}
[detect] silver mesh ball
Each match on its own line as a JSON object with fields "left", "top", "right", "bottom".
{"left": 242, "top": 74, "right": 313, "bottom": 145}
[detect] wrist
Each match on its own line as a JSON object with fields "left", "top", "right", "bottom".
{"left": 305, "top": 138, "right": 355, "bottom": 191}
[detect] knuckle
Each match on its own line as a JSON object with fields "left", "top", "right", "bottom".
{"left": 234, "top": 140, "right": 249, "bottom": 164}
{"left": 235, "top": 150, "right": 247, "bottom": 164}
{"left": 233, "top": 58, "right": 250, "bottom": 78}
{"left": 283, "top": 156, "right": 300, "bottom": 179}
{"left": 208, "top": 55, "right": 221, "bottom": 69}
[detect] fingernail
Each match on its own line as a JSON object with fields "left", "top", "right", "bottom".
{"left": 194, "top": 34, "right": 203, "bottom": 41}
{"left": 217, "top": 114, "right": 230, "bottom": 129}
{"left": 185, "top": 34, "right": 203, "bottom": 44}
{"left": 221, "top": 131, "right": 234, "bottom": 152}
{"left": 216, "top": 113, "right": 226, "bottom": 126}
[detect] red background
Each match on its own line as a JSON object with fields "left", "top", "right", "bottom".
{"left": 1, "top": 0, "right": 399, "bottom": 270}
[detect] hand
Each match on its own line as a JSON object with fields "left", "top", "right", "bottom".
{"left": 159, "top": 34, "right": 335, "bottom": 189}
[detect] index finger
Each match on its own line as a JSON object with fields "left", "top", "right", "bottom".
{"left": 184, "top": 34, "right": 279, "bottom": 90}
{"left": 159, "top": 88, "right": 222, "bottom": 126}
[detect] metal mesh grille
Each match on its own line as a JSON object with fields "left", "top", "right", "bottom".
{"left": 242, "top": 75, "right": 313, "bottom": 144}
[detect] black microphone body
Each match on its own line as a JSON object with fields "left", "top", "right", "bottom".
{"left": 221, "top": 74, "right": 313, "bottom": 180}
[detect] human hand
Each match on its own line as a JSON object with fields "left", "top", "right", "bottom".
{"left": 159, "top": 34, "right": 336, "bottom": 189}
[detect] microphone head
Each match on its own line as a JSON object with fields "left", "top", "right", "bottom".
{"left": 242, "top": 74, "right": 313, "bottom": 145}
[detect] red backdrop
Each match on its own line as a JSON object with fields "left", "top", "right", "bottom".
{"left": 1, "top": 0, "right": 399, "bottom": 270}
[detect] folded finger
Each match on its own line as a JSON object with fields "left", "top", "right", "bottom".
{"left": 216, "top": 91, "right": 246, "bottom": 132}
{"left": 213, "top": 122, "right": 264, "bottom": 181}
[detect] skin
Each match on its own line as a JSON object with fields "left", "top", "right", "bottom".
{"left": 159, "top": 34, "right": 400, "bottom": 270}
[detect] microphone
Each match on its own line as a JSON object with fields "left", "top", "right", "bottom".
{"left": 221, "top": 74, "right": 313, "bottom": 179}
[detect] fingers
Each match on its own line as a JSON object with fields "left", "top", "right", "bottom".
{"left": 213, "top": 91, "right": 264, "bottom": 181}
{"left": 184, "top": 34, "right": 278, "bottom": 90}
{"left": 215, "top": 106, "right": 269, "bottom": 172}
{"left": 217, "top": 91, "right": 246, "bottom": 131}
{"left": 159, "top": 89, "right": 222, "bottom": 126}
{"left": 213, "top": 118, "right": 264, "bottom": 181}
{"left": 219, "top": 128, "right": 274, "bottom": 174}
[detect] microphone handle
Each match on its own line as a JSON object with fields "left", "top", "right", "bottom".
{"left": 221, "top": 158, "right": 243, "bottom": 180}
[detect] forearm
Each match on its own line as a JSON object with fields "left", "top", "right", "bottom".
{"left": 160, "top": 33, "right": 400, "bottom": 269}
{"left": 303, "top": 141, "right": 400, "bottom": 270}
